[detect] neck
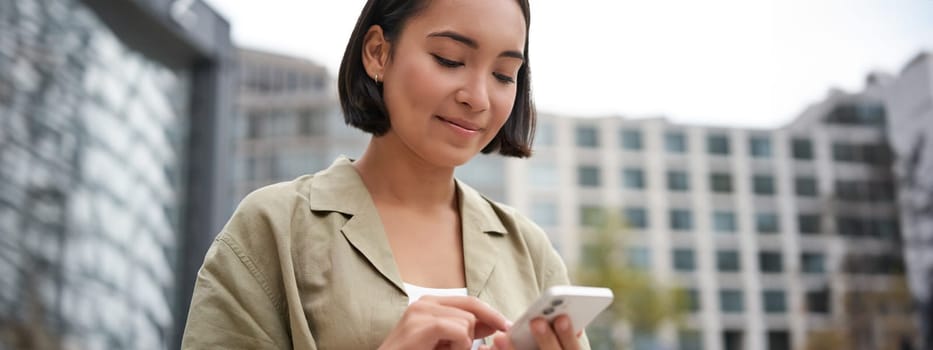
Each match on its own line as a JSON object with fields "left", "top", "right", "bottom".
{"left": 352, "top": 132, "right": 458, "bottom": 210}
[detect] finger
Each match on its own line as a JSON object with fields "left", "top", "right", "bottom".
{"left": 552, "top": 316, "right": 580, "bottom": 350}
{"left": 426, "top": 296, "right": 511, "bottom": 335}
{"left": 428, "top": 317, "right": 474, "bottom": 350}
{"left": 530, "top": 318, "right": 561, "bottom": 349}
{"left": 427, "top": 304, "right": 479, "bottom": 340}
{"left": 492, "top": 332, "right": 514, "bottom": 350}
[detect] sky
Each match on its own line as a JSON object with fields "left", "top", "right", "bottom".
{"left": 203, "top": 0, "right": 933, "bottom": 128}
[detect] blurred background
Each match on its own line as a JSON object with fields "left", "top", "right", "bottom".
{"left": 1, "top": 0, "right": 931, "bottom": 349}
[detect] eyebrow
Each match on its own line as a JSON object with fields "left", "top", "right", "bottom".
{"left": 426, "top": 30, "right": 525, "bottom": 61}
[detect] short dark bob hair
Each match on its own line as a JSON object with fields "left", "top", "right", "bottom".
{"left": 338, "top": 0, "right": 536, "bottom": 158}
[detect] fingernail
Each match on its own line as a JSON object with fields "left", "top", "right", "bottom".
{"left": 557, "top": 317, "right": 570, "bottom": 331}
{"left": 533, "top": 320, "right": 547, "bottom": 335}
{"left": 505, "top": 320, "right": 513, "bottom": 329}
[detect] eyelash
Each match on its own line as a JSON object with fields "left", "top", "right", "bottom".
{"left": 431, "top": 54, "right": 515, "bottom": 84}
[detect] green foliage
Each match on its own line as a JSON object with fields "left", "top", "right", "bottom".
{"left": 573, "top": 208, "right": 686, "bottom": 333}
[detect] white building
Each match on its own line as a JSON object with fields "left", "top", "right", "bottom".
{"left": 233, "top": 48, "right": 922, "bottom": 350}
{"left": 883, "top": 52, "right": 933, "bottom": 349}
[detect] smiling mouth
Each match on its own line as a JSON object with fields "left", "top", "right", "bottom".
{"left": 436, "top": 116, "right": 481, "bottom": 132}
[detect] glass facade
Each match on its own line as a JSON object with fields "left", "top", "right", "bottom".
{"left": 0, "top": 0, "right": 192, "bottom": 348}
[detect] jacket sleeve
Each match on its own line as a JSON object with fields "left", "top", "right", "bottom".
{"left": 180, "top": 233, "right": 294, "bottom": 349}
{"left": 519, "top": 214, "right": 593, "bottom": 350}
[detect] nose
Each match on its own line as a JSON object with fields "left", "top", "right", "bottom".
{"left": 455, "top": 73, "right": 491, "bottom": 113}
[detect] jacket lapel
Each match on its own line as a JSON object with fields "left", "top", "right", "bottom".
{"left": 457, "top": 180, "right": 508, "bottom": 297}
{"left": 307, "top": 157, "right": 406, "bottom": 294}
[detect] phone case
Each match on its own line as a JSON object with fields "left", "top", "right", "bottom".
{"left": 508, "top": 286, "right": 614, "bottom": 350}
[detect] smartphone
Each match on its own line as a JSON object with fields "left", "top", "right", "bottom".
{"left": 508, "top": 286, "right": 614, "bottom": 350}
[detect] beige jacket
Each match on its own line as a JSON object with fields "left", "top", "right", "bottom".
{"left": 181, "top": 157, "right": 588, "bottom": 349}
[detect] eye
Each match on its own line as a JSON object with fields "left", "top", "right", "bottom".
{"left": 431, "top": 54, "right": 463, "bottom": 68}
{"left": 493, "top": 72, "right": 515, "bottom": 84}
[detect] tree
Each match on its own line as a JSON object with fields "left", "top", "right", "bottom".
{"left": 573, "top": 208, "right": 687, "bottom": 349}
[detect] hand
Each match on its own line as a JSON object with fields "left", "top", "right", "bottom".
{"left": 378, "top": 295, "right": 511, "bottom": 350}
{"left": 483, "top": 315, "right": 581, "bottom": 350}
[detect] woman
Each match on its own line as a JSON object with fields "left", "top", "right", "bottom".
{"left": 181, "top": 0, "right": 587, "bottom": 349}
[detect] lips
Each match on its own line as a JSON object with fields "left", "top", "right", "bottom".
{"left": 436, "top": 116, "right": 482, "bottom": 132}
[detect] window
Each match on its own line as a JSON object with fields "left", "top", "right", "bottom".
{"left": 795, "top": 177, "right": 818, "bottom": 197}
{"left": 686, "top": 289, "right": 701, "bottom": 312}
{"left": 792, "top": 138, "right": 813, "bottom": 160}
{"left": 717, "top": 250, "right": 741, "bottom": 272}
{"left": 678, "top": 330, "right": 703, "bottom": 350}
{"left": 713, "top": 211, "right": 737, "bottom": 233}
{"left": 710, "top": 173, "right": 733, "bottom": 193}
{"left": 798, "top": 214, "right": 821, "bottom": 234}
{"left": 580, "top": 206, "right": 604, "bottom": 227}
{"left": 763, "top": 290, "right": 787, "bottom": 313}
{"left": 578, "top": 166, "right": 600, "bottom": 187}
{"left": 666, "top": 132, "right": 687, "bottom": 153}
{"left": 832, "top": 142, "right": 857, "bottom": 162}
{"left": 756, "top": 213, "right": 780, "bottom": 233}
{"left": 720, "top": 290, "right": 743, "bottom": 312}
{"left": 801, "top": 253, "right": 825, "bottom": 273}
{"left": 531, "top": 202, "right": 558, "bottom": 227}
{"left": 670, "top": 209, "right": 693, "bottom": 231}
{"left": 625, "top": 207, "right": 648, "bottom": 229}
{"left": 753, "top": 175, "right": 775, "bottom": 195}
{"left": 298, "top": 109, "right": 326, "bottom": 136}
{"left": 806, "top": 288, "right": 831, "bottom": 314}
{"left": 621, "top": 129, "right": 642, "bottom": 150}
{"left": 576, "top": 126, "right": 599, "bottom": 147}
{"left": 749, "top": 136, "right": 772, "bottom": 158}
{"left": 825, "top": 103, "right": 886, "bottom": 126}
{"left": 628, "top": 247, "right": 651, "bottom": 269}
{"left": 623, "top": 168, "right": 645, "bottom": 189}
{"left": 767, "top": 331, "right": 790, "bottom": 350}
{"left": 759, "top": 251, "right": 783, "bottom": 273}
{"left": 707, "top": 134, "right": 730, "bottom": 155}
{"left": 723, "top": 331, "right": 744, "bottom": 350}
{"left": 668, "top": 171, "right": 689, "bottom": 191}
{"left": 673, "top": 249, "right": 695, "bottom": 271}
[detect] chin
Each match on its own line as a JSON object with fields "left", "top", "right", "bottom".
{"left": 420, "top": 145, "right": 480, "bottom": 169}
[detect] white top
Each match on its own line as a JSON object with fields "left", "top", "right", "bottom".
{"left": 403, "top": 283, "right": 483, "bottom": 350}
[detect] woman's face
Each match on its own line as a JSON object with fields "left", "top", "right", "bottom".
{"left": 377, "top": 0, "right": 526, "bottom": 167}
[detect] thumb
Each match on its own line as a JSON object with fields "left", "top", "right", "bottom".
{"left": 491, "top": 332, "right": 514, "bottom": 350}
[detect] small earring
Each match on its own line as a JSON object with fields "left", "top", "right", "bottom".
{"left": 374, "top": 74, "right": 380, "bottom": 83}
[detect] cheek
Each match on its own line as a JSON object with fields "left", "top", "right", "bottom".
{"left": 387, "top": 56, "right": 451, "bottom": 116}
{"left": 490, "top": 87, "right": 518, "bottom": 127}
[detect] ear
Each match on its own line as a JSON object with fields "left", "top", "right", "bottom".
{"left": 362, "top": 25, "right": 390, "bottom": 81}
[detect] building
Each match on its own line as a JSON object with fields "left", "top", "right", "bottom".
{"left": 0, "top": 0, "right": 235, "bottom": 348}
{"left": 883, "top": 52, "right": 933, "bottom": 349}
{"left": 512, "top": 93, "right": 914, "bottom": 349}
{"left": 232, "top": 48, "right": 506, "bottom": 203}
{"left": 233, "top": 48, "right": 359, "bottom": 202}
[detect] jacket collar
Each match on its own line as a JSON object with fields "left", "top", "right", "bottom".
{"left": 305, "top": 156, "right": 507, "bottom": 296}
